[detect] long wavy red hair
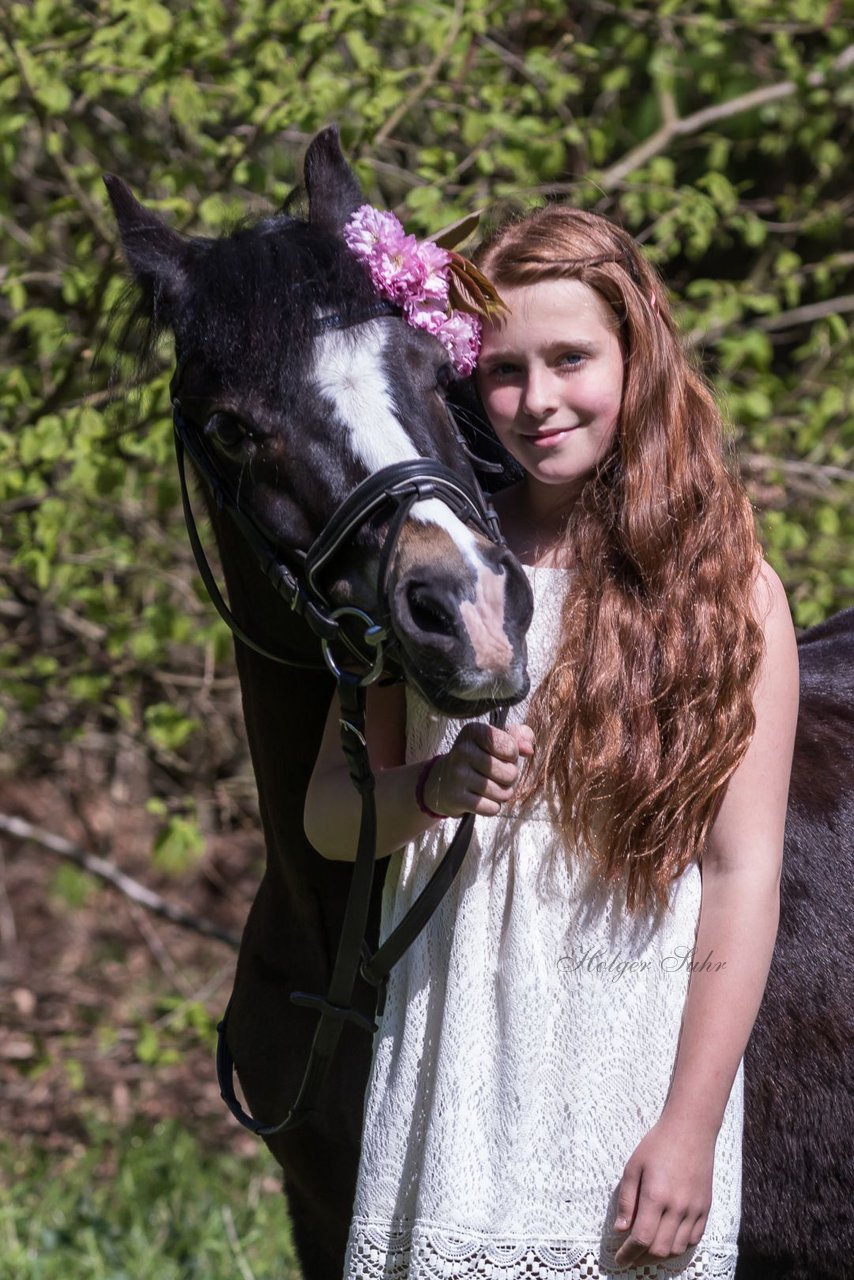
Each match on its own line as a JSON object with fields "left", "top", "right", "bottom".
{"left": 475, "top": 207, "right": 765, "bottom": 914}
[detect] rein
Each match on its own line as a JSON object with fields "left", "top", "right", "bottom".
{"left": 171, "top": 307, "right": 509, "bottom": 1134}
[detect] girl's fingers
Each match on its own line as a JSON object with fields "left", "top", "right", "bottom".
{"left": 459, "top": 740, "right": 519, "bottom": 786}
{"left": 463, "top": 722, "right": 522, "bottom": 763}
{"left": 449, "top": 746, "right": 516, "bottom": 790}
{"left": 616, "top": 1205, "right": 700, "bottom": 1267}
{"left": 485, "top": 779, "right": 517, "bottom": 802}
{"left": 508, "top": 724, "right": 536, "bottom": 757}
{"left": 613, "top": 1165, "right": 640, "bottom": 1238}
{"left": 472, "top": 728, "right": 536, "bottom": 781}
{"left": 613, "top": 1174, "right": 661, "bottom": 1267}
{"left": 437, "top": 763, "right": 514, "bottom": 815}
{"left": 444, "top": 722, "right": 536, "bottom": 813}
{"left": 474, "top": 757, "right": 519, "bottom": 787}
{"left": 614, "top": 1211, "right": 661, "bottom": 1268}
{"left": 468, "top": 795, "right": 503, "bottom": 817}
{"left": 462, "top": 769, "right": 520, "bottom": 813}
{"left": 463, "top": 776, "right": 516, "bottom": 806}
{"left": 639, "top": 1210, "right": 683, "bottom": 1266}
{"left": 671, "top": 1213, "right": 706, "bottom": 1256}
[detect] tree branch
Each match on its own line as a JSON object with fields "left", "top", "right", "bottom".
{"left": 741, "top": 453, "right": 854, "bottom": 489}
{"left": 686, "top": 295, "right": 854, "bottom": 349}
{"left": 373, "top": 0, "right": 464, "bottom": 148}
{"left": 0, "top": 814, "right": 240, "bottom": 949}
{"left": 757, "top": 294, "right": 854, "bottom": 332}
{"left": 599, "top": 44, "right": 854, "bottom": 191}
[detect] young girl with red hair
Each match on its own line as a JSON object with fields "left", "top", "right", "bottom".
{"left": 306, "top": 206, "right": 799, "bottom": 1280}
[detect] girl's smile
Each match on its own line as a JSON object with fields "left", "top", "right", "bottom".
{"left": 476, "top": 278, "right": 624, "bottom": 505}
{"left": 521, "top": 425, "right": 581, "bottom": 446}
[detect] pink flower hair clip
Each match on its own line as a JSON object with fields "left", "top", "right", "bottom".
{"left": 343, "top": 205, "right": 507, "bottom": 376}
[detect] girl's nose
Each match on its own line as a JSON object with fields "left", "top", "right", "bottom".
{"left": 521, "top": 367, "right": 559, "bottom": 418}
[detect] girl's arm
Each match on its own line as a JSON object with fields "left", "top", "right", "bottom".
{"left": 614, "top": 561, "right": 800, "bottom": 1268}
{"left": 304, "top": 682, "right": 534, "bottom": 861}
{"left": 304, "top": 681, "right": 430, "bottom": 862}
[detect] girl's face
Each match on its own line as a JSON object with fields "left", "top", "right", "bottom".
{"left": 476, "top": 278, "right": 624, "bottom": 504}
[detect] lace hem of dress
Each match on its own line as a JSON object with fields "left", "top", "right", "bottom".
{"left": 346, "top": 1220, "right": 738, "bottom": 1280}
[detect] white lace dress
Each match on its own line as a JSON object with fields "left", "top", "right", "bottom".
{"left": 344, "top": 566, "right": 742, "bottom": 1280}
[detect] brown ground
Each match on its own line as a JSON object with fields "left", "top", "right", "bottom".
{"left": 0, "top": 770, "right": 263, "bottom": 1162}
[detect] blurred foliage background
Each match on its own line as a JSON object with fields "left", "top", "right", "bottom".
{"left": 1, "top": 0, "right": 853, "bottom": 978}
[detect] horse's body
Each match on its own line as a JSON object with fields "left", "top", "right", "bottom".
{"left": 108, "top": 130, "right": 854, "bottom": 1280}
{"left": 739, "top": 607, "right": 854, "bottom": 1280}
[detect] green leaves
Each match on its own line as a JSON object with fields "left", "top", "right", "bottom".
{"left": 144, "top": 704, "right": 199, "bottom": 754}
{"left": 152, "top": 815, "right": 204, "bottom": 876}
{"left": 1, "top": 0, "right": 851, "bottom": 855}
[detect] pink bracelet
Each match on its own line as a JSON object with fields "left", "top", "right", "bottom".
{"left": 415, "top": 754, "right": 447, "bottom": 820}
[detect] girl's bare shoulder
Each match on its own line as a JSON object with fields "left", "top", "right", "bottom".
{"left": 751, "top": 558, "right": 790, "bottom": 622}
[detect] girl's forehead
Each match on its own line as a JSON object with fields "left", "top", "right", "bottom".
{"left": 482, "top": 277, "right": 617, "bottom": 346}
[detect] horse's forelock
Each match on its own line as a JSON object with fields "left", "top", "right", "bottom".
{"left": 169, "top": 215, "right": 377, "bottom": 398}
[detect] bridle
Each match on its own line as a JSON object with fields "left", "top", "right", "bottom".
{"left": 171, "top": 302, "right": 510, "bottom": 1134}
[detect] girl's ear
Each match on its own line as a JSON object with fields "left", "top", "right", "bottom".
{"left": 103, "top": 174, "right": 191, "bottom": 322}
{"left": 303, "top": 125, "right": 365, "bottom": 236}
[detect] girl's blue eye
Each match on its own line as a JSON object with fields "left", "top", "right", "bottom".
{"left": 558, "top": 353, "right": 585, "bottom": 368}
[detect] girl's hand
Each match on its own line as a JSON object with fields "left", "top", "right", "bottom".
{"left": 612, "top": 1114, "right": 716, "bottom": 1269}
{"left": 424, "top": 723, "right": 535, "bottom": 818}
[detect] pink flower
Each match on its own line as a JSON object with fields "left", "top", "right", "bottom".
{"left": 343, "top": 205, "right": 482, "bottom": 374}
{"left": 344, "top": 205, "right": 426, "bottom": 303}
{"left": 405, "top": 304, "right": 481, "bottom": 374}
{"left": 405, "top": 302, "right": 482, "bottom": 374}
{"left": 343, "top": 205, "right": 405, "bottom": 257}
{"left": 415, "top": 240, "right": 451, "bottom": 303}
{"left": 372, "top": 233, "right": 427, "bottom": 303}
{"left": 436, "top": 312, "right": 482, "bottom": 376}
{"left": 403, "top": 299, "right": 448, "bottom": 337}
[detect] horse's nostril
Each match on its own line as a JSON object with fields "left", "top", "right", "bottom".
{"left": 406, "top": 583, "right": 456, "bottom": 638}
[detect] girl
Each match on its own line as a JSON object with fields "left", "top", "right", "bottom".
{"left": 305, "top": 206, "right": 799, "bottom": 1280}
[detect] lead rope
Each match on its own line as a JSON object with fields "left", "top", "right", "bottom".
{"left": 218, "top": 677, "right": 378, "bottom": 1134}
{"left": 216, "top": 690, "right": 508, "bottom": 1134}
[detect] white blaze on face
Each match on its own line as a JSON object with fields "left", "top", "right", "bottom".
{"left": 312, "top": 321, "right": 513, "bottom": 679}
{"left": 458, "top": 563, "right": 514, "bottom": 673}
{"left": 314, "top": 322, "right": 417, "bottom": 476}
{"left": 314, "top": 322, "right": 485, "bottom": 558}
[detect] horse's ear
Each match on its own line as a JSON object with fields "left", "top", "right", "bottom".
{"left": 103, "top": 174, "right": 190, "bottom": 320}
{"left": 303, "top": 126, "right": 364, "bottom": 235}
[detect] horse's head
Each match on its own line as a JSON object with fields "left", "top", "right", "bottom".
{"left": 105, "top": 127, "right": 532, "bottom": 716}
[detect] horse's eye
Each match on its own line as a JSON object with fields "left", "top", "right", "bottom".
{"left": 436, "top": 362, "right": 456, "bottom": 393}
{"left": 207, "top": 412, "right": 247, "bottom": 452}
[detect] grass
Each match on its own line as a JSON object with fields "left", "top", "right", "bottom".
{"left": 0, "top": 1120, "right": 302, "bottom": 1280}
